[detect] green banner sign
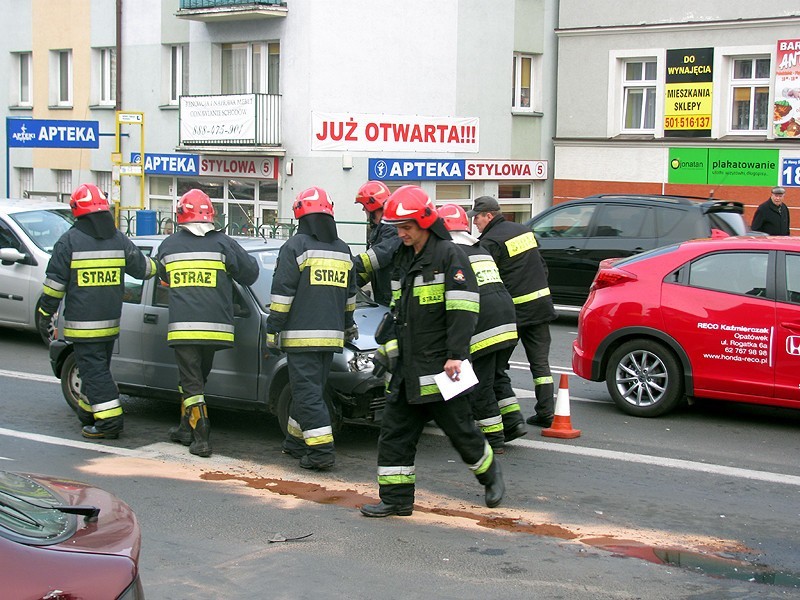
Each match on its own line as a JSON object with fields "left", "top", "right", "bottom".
{"left": 708, "top": 148, "right": 778, "bottom": 186}
{"left": 668, "top": 148, "right": 708, "bottom": 184}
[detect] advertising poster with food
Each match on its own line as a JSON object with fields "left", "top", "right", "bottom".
{"left": 774, "top": 39, "right": 800, "bottom": 138}
{"left": 664, "top": 48, "right": 713, "bottom": 138}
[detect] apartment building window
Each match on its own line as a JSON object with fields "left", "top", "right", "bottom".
{"left": 94, "top": 171, "right": 112, "bottom": 199}
{"left": 14, "top": 52, "right": 32, "bottom": 106}
{"left": 221, "top": 42, "right": 279, "bottom": 94}
{"left": 730, "top": 57, "right": 770, "bottom": 132}
{"left": 97, "top": 48, "right": 116, "bottom": 105}
{"left": 512, "top": 53, "right": 538, "bottom": 112}
{"left": 50, "top": 49, "right": 72, "bottom": 106}
{"left": 170, "top": 44, "right": 189, "bottom": 104}
{"left": 17, "top": 168, "right": 33, "bottom": 198}
{"left": 622, "top": 59, "right": 657, "bottom": 130}
{"left": 55, "top": 170, "right": 72, "bottom": 201}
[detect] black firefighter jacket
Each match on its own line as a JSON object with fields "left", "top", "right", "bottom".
{"left": 478, "top": 215, "right": 556, "bottom": 327}
{"left": 266, "top": 233, "right": 357, "bottom": 352}
{"left": 458, "top": 242, "right": 518, "bottom": 360}
{"left": 353, "top": 222, "right": 401, "bottom": 306}
{"left": 40, "top": 227, "right": 157, "bottom": 342}
{"left": 390, "top": 234, "right": 480, "bottom": 404}
{"left": 157, "top": 229, "right": 259, "bottom": 348}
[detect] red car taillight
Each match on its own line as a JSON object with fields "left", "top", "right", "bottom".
{"left": 590, "top": 267, "right": 638, "bottom": 291}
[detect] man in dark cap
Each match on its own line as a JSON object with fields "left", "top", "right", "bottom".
{"left": 469, "top": 196, "right": 557, "bottom": 429}
{"left": 752, "top": 186, "right": 791, "bottom": 235}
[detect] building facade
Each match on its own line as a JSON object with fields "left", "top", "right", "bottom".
{"left": 554, "top": 2, "right": 800, "bottom": 230}
{"left": 2, "top": 0, "right": 557, "bottom": 244}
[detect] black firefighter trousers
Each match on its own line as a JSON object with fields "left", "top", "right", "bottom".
{"left": 72, "top": 340, "right": 122, "bottom": 431}
{"left": 376, "top": 380, "right": 492, "bottom": 506}
{"left": 284, "top": 351, "right": 335, "bottom": 462}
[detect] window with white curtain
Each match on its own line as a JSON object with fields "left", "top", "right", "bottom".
{"left": 50, "top": 49, "right": 72, "bottom": 106}
{"left": 15, "top": 52, "right": 32, "bottom": 106}
{"left": 729, "top": 56, "right": 770, "bottom": 132}
{"left": 98, "top": 48, "right": 116, "bottom": 105}
{"left": 221, "top": 42, "right": 279, "bottom": 94}
{"left": 17, "top": 168, "right": 33, "bottom": 198}
{"left": 622, "top": 59, "right": 657, "bottom": 131}
{"left": 170, "top": 44, "right": 189, "bottom": 104}
{"left": 55, "top": 170, "right": 72, "bottom": 200}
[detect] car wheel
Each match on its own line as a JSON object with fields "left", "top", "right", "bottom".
{"left": 605, "top": 339, "right": 684, "bottom": 417}
{"left": 60, "top": 351, "right": 83, "bottom": 414}
{"left": 275, "top": 384, "right": 343, "bottom": 438}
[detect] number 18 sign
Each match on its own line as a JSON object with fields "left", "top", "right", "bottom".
{"left": 780, "top": 157, "right": 800, "bottom": 187}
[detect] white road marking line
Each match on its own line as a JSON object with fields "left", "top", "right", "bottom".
{"left": 423, "top": 427, "right": 800, "bottom": 487}
{"left": 0, "top": 369, "right": 58, "bottom": 384}
{"left": 2, "top": 425, "right": 799, "bottom": 489}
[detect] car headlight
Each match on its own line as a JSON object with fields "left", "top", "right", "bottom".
{"left": 348, "top": 351, "right": 374, "bottom": 373}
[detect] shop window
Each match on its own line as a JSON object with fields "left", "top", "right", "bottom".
{"left": 435, "top": 184, "right": 471, "bottom": 204}
{"left": 729, "top": 56, "right": 770, "bottom": 132}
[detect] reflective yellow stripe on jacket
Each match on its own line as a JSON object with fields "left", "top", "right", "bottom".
{"left": 167, "top": 321, "right": 235, "bottom": 343}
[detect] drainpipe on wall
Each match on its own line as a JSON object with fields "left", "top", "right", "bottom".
{"left": 116, "top": 0, "right": 122, "bottom": 110}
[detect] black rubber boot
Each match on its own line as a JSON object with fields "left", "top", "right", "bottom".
{"left": 82, "top": 416, "right": 123, "bottom": 440}
{"left": 477, "top": 459, "right": 505, "bottom": 508}
{"left": 188, "top": 403, "right": 212, "bottom": 458}
{"left": 169, "top": 405, "right": 192, "bottom": 446}
{"left": 360, "top": 501, "right": 414, "bottom": 517}
{"left": 527, "top": 382, "right": 554, "bottom": 427}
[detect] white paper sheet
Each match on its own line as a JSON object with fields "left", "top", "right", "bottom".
{"left": 433, "top": 359, "right": 478, "bottom": 401}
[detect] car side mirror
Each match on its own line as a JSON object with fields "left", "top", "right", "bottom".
{"left": 0, "top": 247, "right": 27, "bottom": 265}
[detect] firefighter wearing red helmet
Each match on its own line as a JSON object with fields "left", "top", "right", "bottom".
{"left": 469, "top": 195, "right": 557, "bottom": 428}
{"left": 156, "top": 189, "right": 259, "bottom": 457}
{"left": 38, "top": 183, "right": 157, "bottom": 439}
{"left": 361, "top": 186, "right": 505, "bottom": 518}
{"left": 266, "top": 186, "right": 358, "bottom": 470}
{"left": 353, "top": 181, "right": 401, "bottom": 305}
{"left": 439, "top": 203, "right": 526, "bottom": 453}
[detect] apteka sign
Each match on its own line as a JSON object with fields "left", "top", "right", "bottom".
{"left": 7, "top": 118, "right": 99, "bottom": 148}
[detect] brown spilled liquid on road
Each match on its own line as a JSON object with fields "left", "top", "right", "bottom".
{"left": 201, "top": 470, "right": 800, "bottom": 589}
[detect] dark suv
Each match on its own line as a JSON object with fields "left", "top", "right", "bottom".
{"left": 525, "top": 194, "right": 747, "bottom": 308}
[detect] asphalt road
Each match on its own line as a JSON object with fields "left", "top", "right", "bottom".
{"left": 1, "top": 321, "right": 799, "bottom": 599}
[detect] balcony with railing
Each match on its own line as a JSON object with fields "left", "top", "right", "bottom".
{"left": 176, "top": 0, "right": 287, "bottom": 22}
{"left": 179, "top": 93, "right": 281, "bottom": 149}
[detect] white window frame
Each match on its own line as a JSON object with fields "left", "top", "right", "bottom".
{"left": 621, "top": 59, "right": 657, "bottom": 132}
{"left": 512, "top": 52, "right": 540, "bottom": 113}
{"left": 14, "top": 52, "right": 32, "bottom": 107}
{"left": 728, "top": 55, "right": 771, "bottom": 134}
{"left": 97, "top": 47, "right": 116, "bottom": 106}
{"left": 608, "top": 49, "right": 665, "bottom": 137}
{"left": 169, "top": 44, "right": 189, "bottom": 104}
{"left": 17, "top": 168, "right": 33, "bottom": 198}
{"left": 220, "top": 41, "right": 278, "bottom": 95}
{"left": 50, "top": 49, "right": 72, "bottom": 107}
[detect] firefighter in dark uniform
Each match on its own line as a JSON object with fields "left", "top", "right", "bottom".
{"left": 157, "top": 189, "right": 259, "bottom": 458}
{"left": 469, "top": 196, "right": 558, "bottom": 427}
{"left": 38, "top": 183, "right": 157, "bottom": 439}
{"left": 439, "top": 204, "right": 526, "bottom": 453}
{"left": 353, "top": 180, "right": 401, "bottom": 306}
{"left": 361, "top": 186, "right": 505, "bottom": 518}
{"left": 266, "top": 187, "right": 358, "bottom": 471}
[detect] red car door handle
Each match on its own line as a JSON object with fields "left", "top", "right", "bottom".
{"left": 780, "top": 322, "right": 800, "bottom": 332}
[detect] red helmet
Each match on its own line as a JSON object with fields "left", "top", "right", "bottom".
{"left": 177, "top": 189, "right": 215, "bottom": 224}
{"left": 69, "top": 184, "right": 109, "bottom": 217}
{"left": 382, "top": 185, "right": 438, "bottom": 229}
{"left": 355, "top": 181, "right": 391, "bottom": 213}
{"left": 293, "top": 187, "right": 334, "bottom": 219}
{"left": 439, "top": 203, "right": 470, "bottom": 232}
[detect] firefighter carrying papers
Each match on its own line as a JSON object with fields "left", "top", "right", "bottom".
{"left": 433, "top": 359, "right": 479, "bottom": 401}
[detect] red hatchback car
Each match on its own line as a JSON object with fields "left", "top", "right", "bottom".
{"left": 0, "top": 470, "right": 144, "bottom": 599}
{"left": 573, "top": 236, "right": 800, "bottom": 417}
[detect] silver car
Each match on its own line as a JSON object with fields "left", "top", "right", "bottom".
{"left": 0, "top": 199, "right": 74, "bottom": 343}
{"left": 48, "top": 235, "right": 387, "bottom": 434}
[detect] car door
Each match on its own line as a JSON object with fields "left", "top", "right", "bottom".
{"left": 0, "top": 218, "right": 36, "bottom": 326}
{"left": 582, "top": 203, "right": 655, "bottom": 286}
{"left": 530, "top": 202, "right": 596, "bottom": 305}
{"left": 774, "top": 251, "right": 800, "bottom": 404}
{"left": 661, "top": 250, "right": 775, "bottom": 401}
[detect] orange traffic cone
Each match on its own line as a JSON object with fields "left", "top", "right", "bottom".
{"left": 542, "top": 374, "right": 581, "bottom": 439}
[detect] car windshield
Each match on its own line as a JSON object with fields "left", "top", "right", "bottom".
{"left": 0, "top": 472, "right": 73, "bottom": 543}
{"left": 11, "top": 209, "right": 74, "bottom": 253}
